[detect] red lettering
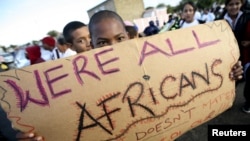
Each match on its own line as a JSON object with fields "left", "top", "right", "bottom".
{"left": 181, "top": 107, "right": 195, "bottom": 119}
{"left": 191, "top": 119, "right": 202, "bottom": 128}
{"left": 170, "top": 131, "right": 181, "bottom": 140}
{"left": 203, "top": 110, "right": 215, "bottom": 122}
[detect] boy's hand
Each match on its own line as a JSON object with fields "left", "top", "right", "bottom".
{"left": 229, "top": 61, "right": 243, "bottom": 80}
{"left": 16, "top": 132, "right": 44, "bottom": 141}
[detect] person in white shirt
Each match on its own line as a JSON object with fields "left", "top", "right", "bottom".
{"left": 56, "top": 36, "right": 76, "bottom": 58}
{"left": 201, "top": 8, "right": 215, "bottom": 23}
{"left": 179, "top": 1, "right": 200, "bottom": 28}
{"left": 194, "top": 10, "right": 201, "bottom": 20}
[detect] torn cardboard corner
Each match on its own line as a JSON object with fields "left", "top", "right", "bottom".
{"left": 0, "top": 20, "right": 239, "bottom": 141}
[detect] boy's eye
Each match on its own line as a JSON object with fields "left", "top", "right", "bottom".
{"left": 117, "top": 36, "right": 125, "bottom": 42}
{"left": 97, "top": 41, "right": 108, "bottom": 47}
{"left": 77, "top": 39, "right": 86, "bottom": 44}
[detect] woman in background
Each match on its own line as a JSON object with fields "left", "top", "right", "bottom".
{"left": 179, "top": 1, "right": 204, "bottom": 28}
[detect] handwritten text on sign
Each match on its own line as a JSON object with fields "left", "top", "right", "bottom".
{"left": 0, "top": 21, "right": 239, "bottom": 141}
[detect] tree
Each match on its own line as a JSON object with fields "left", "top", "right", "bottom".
{"left": 1, "top": 46, "right": 7, "bottom": 52}
{"left": 166, "top": 5, "right": 175, "bottom": 14}
{"left": 32, "top": 40, "right": 40, "bottom": 45}
{"left": 145, "top": 6, "right": 154, "bottom": 10}
{"left": 0, "top": 46, "right": 6, "bottom": 52}
{"left": 214, "top": 0, "right": 224, "bottom": 5}
{"left": 196, "top": 0, "right": 214, "bottom": 9}
{"left": 47, "top": 30, "right": 60, "bottom": 38}
{"left": 174, "top": 0, "right": 221, "bottom": 11}
{"left": 156, "top": 3, "right": 166, "bottom": 8}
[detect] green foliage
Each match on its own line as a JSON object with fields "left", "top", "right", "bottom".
{"left": 0, "top": 46, "right": 6, "bottom": 52}
{"left": 144, "top": 0, "right": 219, "bottom": 13}
{"left": 166, "top": 5, "right": 175, "bottom": 13}
{"left": 47, "top": 30, "right": 59, "bottom": 37}
{"left": 32, "top": 40, "right": 40, "bottom": 45}
{"left": 156, "top": 3, "right": 166, "bottom": 8}
{"left": 173, "top": 0, "right": 223, "bottom": 12}
{"left": 145, "top": 6, "right": 154, "bottom": 10}
{"left": 9, "top": 45, "right": 17, "bottom": 49}
{"left": 196, "top": 0, "right": 214, "bottom": 9}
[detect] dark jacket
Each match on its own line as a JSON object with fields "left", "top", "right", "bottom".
{"left": 143, "top": 21, "right": 159, "bottom": 36}
{"left": 218, "top": 10, "right": 250, "bottom": 66}
{"left": 233, "top": 12, "right": 250, "bottom": 66}
{"left": 0, "top": 107, "right": 19, "bottom": 141}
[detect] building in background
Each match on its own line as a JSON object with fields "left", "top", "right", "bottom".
{"left": 87, "top": 0, "right": 169, "bottom": 33}
{"left": 87, "top": 0, "right": 145, "bottom": 22}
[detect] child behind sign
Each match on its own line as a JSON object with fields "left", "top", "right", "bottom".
{"left": 87, "top": 10, "right": 243, "bottom": 140}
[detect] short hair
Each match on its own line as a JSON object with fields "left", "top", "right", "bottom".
{"left": 225, "top": 0, "right": 245, "bottom": 6}
{"left": 57, "top": 35, "right": 67, "bottom": 45}
{"left": 62, "top": 21, "right": 86, "bottom": 44}
{"left": 88, "top": 10, "right": 125, "bottom": 38}
{"left": 125, "top": 26, "right": 137, "bottom": 39}
{"left": 182, "top": 1, "right": 197, "bottom": 12}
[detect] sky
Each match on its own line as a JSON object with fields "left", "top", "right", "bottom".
{"left": 0, "top": 0, "right": 180, "bottom": 47}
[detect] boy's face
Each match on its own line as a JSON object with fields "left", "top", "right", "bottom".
{"left": 226, "top": 0, "right": 242, "bottom": 17}
{"left": 70, "top": 26, "right": 92, "bottom": 53}
{"left": 91, "top": 18, "right": 129, "bottom": 48}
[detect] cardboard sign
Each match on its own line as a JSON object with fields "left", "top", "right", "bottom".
{"left": 0, "top": 20, "right": 239, "bottom": 141}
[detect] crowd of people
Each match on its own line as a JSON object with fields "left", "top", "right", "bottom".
{"left": 0, "top": 0, "right": 249, "bottom": 140}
